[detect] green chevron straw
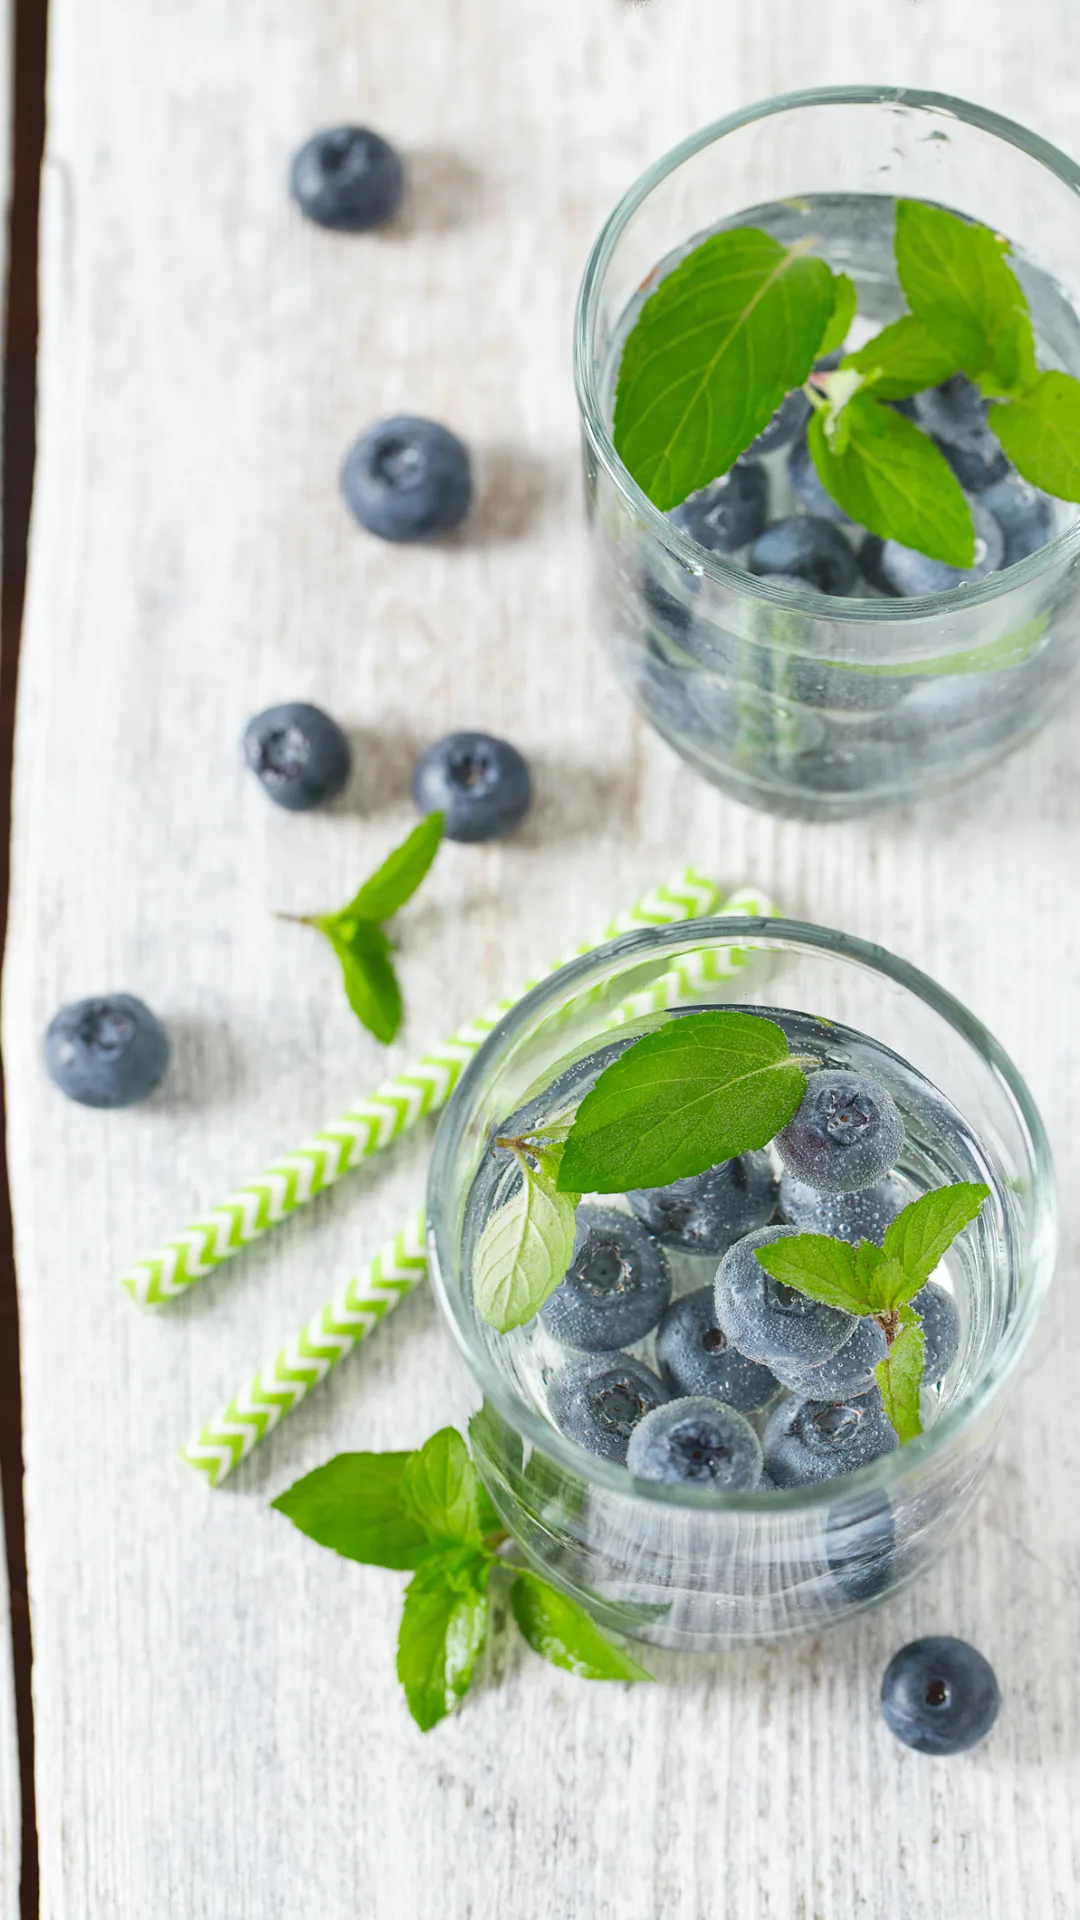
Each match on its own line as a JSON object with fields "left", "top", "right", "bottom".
{"left": 182, "top": 890, "right": 777, "bottom": 1487}
{"left": 121, "top": 867, "right": 721, "bottom": 1308}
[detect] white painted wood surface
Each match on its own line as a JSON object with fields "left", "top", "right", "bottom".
{"left": 6, "top": 1, "right": 1080, "bottom": 1913}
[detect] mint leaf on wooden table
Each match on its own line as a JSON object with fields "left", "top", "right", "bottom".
{"left": 397, "top": 1549, "right": 492, "bottom": 1731}
{"left": 271, "top": 1453, "right": 434, "bottom": 1569}
{"left": 874, "top": 1305, "right": 927, "bottom": 1444}
{"left": 400, "top": 1428, "right": 484, "bottom": 1549}
{"left": 808, "top": 391, "right": 975, "bottom": 567}
{"left": 613, "top": 228, "right": 836, "bottom": 509}
{"left": 992, "top": 372, "right": 1080, "bottom": 501}
{"left": 818, "top": 271, "right": 858, "bottom": 357}
{"left": 472, "top": 1155, "right": 580, "bottom": 1333}
{"left": 894, "top": 199, "right": 1037, "bottom": 397}
{"left": 843, "top": 313, "right": 959, "bottom": 398}
{"left": 559, "top": 1010, "right": 810, "bottom": 1194}
{"left": 510, "top": 1573, "right": 653, "bottom": 1682}
{"left": 337, "top": 810, "right": 445, "bottom": 923}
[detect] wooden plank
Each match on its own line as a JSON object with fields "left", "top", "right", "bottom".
{"left": 5, "top": 0, "right": 1080, "bottom": 1913}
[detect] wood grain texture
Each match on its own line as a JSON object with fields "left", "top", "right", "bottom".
{"left": 5, "top": 0, "right": 1080, "bottom": 1913}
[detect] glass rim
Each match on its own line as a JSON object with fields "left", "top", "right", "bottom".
{"left": 427, "top": 914, "right": 1057, "bottom": 1514}
{"left": 573, "top": 84, "right": 1080, "bottom": 628}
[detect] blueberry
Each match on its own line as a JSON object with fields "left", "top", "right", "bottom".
{"left": 982, "top": 474, "right": 1055, "bottom": 567}
{"left": 714, "top": 1225, "right": 856, "bottom": 1368}
{"left": 547, "top": 1354, "right": 669, "bottom": 1464}
{"left": 826, "top": 1491, "right": 896, "bottom": 1601}
{"left": 769, "top": 1314, "right": 887, "bottom": 1400}
{"left": 671, "top": 461, "right": 769, "bottom": 553}
{"left": 44, "top": 995, "right": 170, "bottom": 1108}
{"left": 776, "top": 1070, "right": 904, "bottom": 1194}
{"left": 868, "top": 502, "right": 1004, "bottom": 597}
{"left": 786, "top": 435, "right": 848, "bottom": 524}
{"left": 748, "top": 517, "right": 858, "bottom": 596}
{"left": 341, "top": 416, "right": 471, "bottom": 542}
{"left": 626, "top": 1395, "right": 762, "bottom": 1490}
{"left": 243, "top": 702, "right": 351, "bottom": 811}
{"left": 628, "top": 1151, "right": 778, "bottom": 1256}
{"left": 540, "top": 1206, "right": 672, "bottom": 1353}
{"left": 912, "top": 375, "right": 991, "bottom": 447}
{"left": 763, "top": 1388, "right": 898, "bottom": 1487}
{"left": 937, "top": 432, "right": 1010, "bottom": 494}
{"left": 910, "top": 1280, "right": 960, "bottom": 1384}
{"left": 290, "top": 126, "right": 404, "bottom": 232}
{"left": 411, "top": 731, "right": 531, "bottom": 842}
{"left": 880, "top": 1636, "right": 1001, "bottom": 1754}
{"left": 641, "top": 566, "right": 695, "bottom": 641}
{"left": 747, "top": 386, "right": 812, "bottom": 457}
{"left": 779, "top": 1171, "right": 907, "bottom": 1245}
{"left": 655, "top": 1289, "right": 780, "bottom": 1410}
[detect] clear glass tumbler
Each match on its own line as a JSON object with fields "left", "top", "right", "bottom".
{"left": 427, "top": 919, "right": 1055, "bottom": 1650}
{"left": 574, "top": 87, "right": 1080, "bottom": 821}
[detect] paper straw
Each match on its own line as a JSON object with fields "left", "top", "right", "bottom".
{"left": 122, "top": 866, "right": 720, "bottom": 1307}
{"left": 182, "top": 892, "right": 777, "bottom": 1487}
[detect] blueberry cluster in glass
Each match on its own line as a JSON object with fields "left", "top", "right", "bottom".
{"left": 541, "top": 1068, "right": 959, "bottom": 1492}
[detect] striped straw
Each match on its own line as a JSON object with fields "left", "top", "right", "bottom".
{"left": 122, "top": 866, "right": 721, "bottom": 1307}
{"left": 182, "top": 893, "right": 777, "bottom": 1487}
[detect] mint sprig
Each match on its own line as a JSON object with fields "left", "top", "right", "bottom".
{"left": 273, "top": 1424, "right": 650, "bottom": 1731}
{"left": 276, "top": 812, "right": 444, "bottom": 1044}
{"left": 615, "top": 196, "right": 1080, "bottom": 563}
{"left": 754, "top": 1182, "right": 989, "bottom": 1440}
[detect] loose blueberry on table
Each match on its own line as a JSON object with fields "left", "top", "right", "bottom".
{"left": 244, "top": 702, "right": 351, "bottom": 810}
{"left": 341, "top": 416, "right": 472, "bottom": 542}
{"left": 290, "top": 126, "right": 404, "bottom": 232}
{"left": 412, "top": 730, "right": 532, "bottom": 842}
{"left": 44, "top": 994, "right": 170, "bottom": 1107}
{"left": 880, "top": 1635, "right": 1001, "bottom": 1754}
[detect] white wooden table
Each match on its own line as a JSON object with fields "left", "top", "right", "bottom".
{"left": 6, "top": 2, "right": 1080, "bottom": 1913}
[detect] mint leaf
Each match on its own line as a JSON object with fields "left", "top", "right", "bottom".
{"left": 401, "top": 1428, "right": 483, "bottom": 1549}
{"left": 992, "top": 372, "right": 1080, "bottom": 501}
{"left": 558, "top": 1010, "right": 807, "bottom": 1194}
{"left": 271, "top": 1453, "right": 433, "bottom": 1570}
{"left": 340, "top": 812, "right": 444, "bottom": 923}
{"left": 808, "top": 393, "right": 975, "bottom": 567}
{"left": 895, "top": 199, "right": 1036, "bottom": 397}
{"left": 614, "top": 227, "right": 835, "bottom": 510}
{"left": 396, "top": 1550, "right": 490, "bottom": 1731}
{"left": 843, "top": 313, "right": 958, "bottom": 399}
{"left": 753, "top": 1233, "right": 870, "bottom": 1316}
{"left": 853, "top": 1244, "right": 909, "bottom": 1313}
{"left": 818, "top": 272, "right": 857, "bottom": 357}
{"left": 473, "top": 1161, "right": 580, "bottom": 1333}
{"left": 882, "top": 1181, "right": 989, "bottom": 1296}
{"left": 317, "top": 918, "right": 402, "bottom": 1044}
{"left": 874, "top": 1306, "right": 926, "bottom": 1444}
{"left": 509, "top": 1573, "right": 652, "bottom": 1682}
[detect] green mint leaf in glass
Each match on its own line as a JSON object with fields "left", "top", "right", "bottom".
{"left": 271, "top": 1452, "right": 434, "bottom": 1570}
{"left": 992, "top": 371, "right": 1080, "bottom": 502}
{"left": 509, "top": 1573, "right": 653, "bottom": 1682}
{"left": 894, "top": 199, "right": 1037, "bottom": 398}
{"left": 396, "top": 1549, "right": 491, "bottom": 1732}
{"left": 613, "top": 227, "right": 835, "bottom": 510}
{"left": 400, "top": 1427, "right": 484, "bottom": 1549}
{"left": 558, "top": 1010, "right": 808, "bottom": 1195}
{"left": 808, "top": 391, "right": 975, "bottom": 567}
{"left": 817, "top": 271, "right": 858, "bottom": 357}
{"left": 882, "top": 1181, "right": 990, "bottom": 1296}
{"left": 753, "top": 1232, "right": 871, "bottom": 1316}
{"left": 338, "top": 811, "right": 445, "bottom": 923}
{"left": 843, "top": 313, "right": 959, "bottom": 399}
{"left": 316, "top": 918, "right": 403, "bottom": 1044}
{"left": 874, "top": 1304, "right": 926, "bottom": 1444}
{"left": 473, "top": 1159, "right": 580, "bottom": 1333}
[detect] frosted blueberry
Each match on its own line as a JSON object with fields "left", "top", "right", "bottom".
{"left": 763, "top": 1388, "right": 898, "bottom": 1487}
{"left": 776, "top": 1070, "right": 904, "bottom": 1194}
{"left": 44, "top": 995, "right": 170, "bottom": 1109}
{"left": 748, "top": 516, "right": 858, "bottom": 597}
{"left": 290, "top": 126, "right": 404, "bottom": 232}
{"left": 779, "top": 1170, "right": 907, "bottom": 1245}
{"left": 412, "top": 731, "right": 531, "bottom": 842}
{"left": 747, "top": 386, "right": 812, "bottom": 457}
{"left": 341, "top": 416, "right": 471, "bottom": 542}
{"left": 881, "top": 1636, "right": 1000, "bottom": 1754}
{"left": 626, "top": 1395, "right": 762, "bottom": 1490}
{"left": 671, "top": 461, "right": 769, "bottom": 553}
{"left": 769, "top": 1314, "right": 888, "bottom": 1401}
{"left": 244, "top": 702, "right": 351, "bottom": 811}
{"left": 655, "top": 1289, "right": 780, "bottom": 1411}
{"left": 714, "top": 1225, "right": 855, "bottom": 1369}
{"left": 540, "top": 1206, "right": 671, "bottom": 1353}
{"left": 628, "top": 1151, "right": 778, "bottom": 1256}
{"left": 912, "top": 375, "right": 991, "bottom": 447}
{"left": 910, "top": 1280, "right": 960, "bottom": 1384}
{"left": 547, "top": 1354, "right": 669, "bottom": 1464}
{"left": 866, "top": 501, "right": 1004, "bottom": 597}
{"left": 982, "top": 474, "right": 1055, "bottom": 567}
